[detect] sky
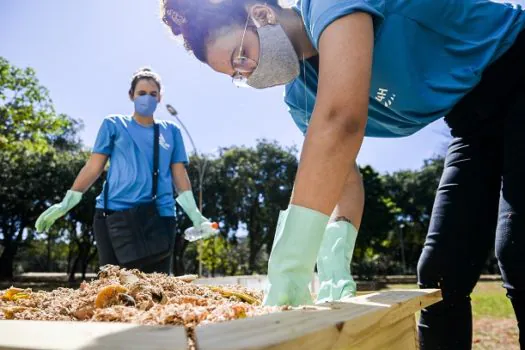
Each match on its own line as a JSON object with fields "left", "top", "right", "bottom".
{"left": 0, "top": 0, "right": 449, "bottom": 174}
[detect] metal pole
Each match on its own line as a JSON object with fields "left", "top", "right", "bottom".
{"left": 399, "top": 224, "right": 407, "bottom": 275}
{"left": 166, "top": 104, "right": 207, "bottom": 277}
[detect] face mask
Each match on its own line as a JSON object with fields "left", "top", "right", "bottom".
{"left": 246, "top": 24, "right": 300, "bottom": 89}
{"left": 134, "top": 94, "right": 158, "bottom": 116}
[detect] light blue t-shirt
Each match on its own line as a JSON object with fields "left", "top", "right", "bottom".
{"left": 285, "top": 0, "right": 525, "bottom": 138}
{"left": 93, "top": 115, "right": 189, "bottom": 217}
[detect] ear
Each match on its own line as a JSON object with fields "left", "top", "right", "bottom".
{"left": 129, "top": 89, "right": 134, "bottom": 101}
{"left": 249, "top": 4, "right": 277, "bottom": 28}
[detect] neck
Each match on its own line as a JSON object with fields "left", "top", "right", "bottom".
{"left": 279, "top": 8, "right": 317, "bottom": 60}
{"left": 133, "top": 113, "right": 154, "bottom": 126}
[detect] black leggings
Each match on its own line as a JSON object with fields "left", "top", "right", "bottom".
{"left": 93, "top": 209, "right": 176, "bottom": 274}
{"left": 417, "top": 31, "right": 525, "bottom": 349}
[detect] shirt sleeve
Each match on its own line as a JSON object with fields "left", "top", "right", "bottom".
{"left": 305, "top": 0, "right": 385, "bottom": 49}
{"left": 289, "top": 107, "right": 308, "bottom": 136}
{"left": 171, "top": 125, "right": 189, "bottom": 164}
{"left": 92, "top": 118, "right": 116, "bottom": 155}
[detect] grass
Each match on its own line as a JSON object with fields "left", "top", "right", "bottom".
{"left": 471, "top": 282, "right": 514, "bottom": 318}
{"left": 380, "top": 281, "right": 518, "bottom": 349}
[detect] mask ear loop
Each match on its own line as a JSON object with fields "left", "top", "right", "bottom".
{"left": 303, "top": 53, "right": 308, "bottom": 125}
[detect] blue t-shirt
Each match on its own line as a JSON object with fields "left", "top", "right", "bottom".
{"left": 285, "top": 0, "right": 525, "bottom": 138}
{"left": 93, "top": 115, "right": 189, "bottom": 216}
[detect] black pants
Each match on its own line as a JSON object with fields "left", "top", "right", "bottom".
{"left": 93, "top": 209, "right": 176, "bottom": 274}
{"left": 417, "top": 31, "right": 525, "bottom": 349}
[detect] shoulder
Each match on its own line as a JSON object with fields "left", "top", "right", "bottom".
{"left": 102, "top": 114, "right": 132, "bottom": 127}
{"left": 156, "top": 119, "right": 183, "bottom": 133}
{"left": 300, "top": 0, "right": 386, "bottom": 49}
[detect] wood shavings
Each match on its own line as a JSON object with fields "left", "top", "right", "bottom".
{"left": 0, "top": 265, "right": 284, "bottom": 349}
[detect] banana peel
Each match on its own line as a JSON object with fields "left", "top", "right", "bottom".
{"left": 2, "top": 287, "right": 31, "bottom": 301}
{"left": 208, "top": 286, "right": 260, "bottom": 305}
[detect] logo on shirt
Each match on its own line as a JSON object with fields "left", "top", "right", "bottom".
{"left": 374, "top": 88, "right": 396, "bottom": 107}
{"left": 159, "top": 134, "right": 170, "bottom": 151}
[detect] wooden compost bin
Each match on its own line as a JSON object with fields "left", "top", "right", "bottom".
{"left": 0, "top": 289, "right": 441, "bottom": 350}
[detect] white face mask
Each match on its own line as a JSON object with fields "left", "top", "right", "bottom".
{"left": 246, "top": 23, "right": 300, "bottom": 89}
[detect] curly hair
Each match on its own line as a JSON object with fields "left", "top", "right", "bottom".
{"left": 129, "top": 67, "right": 162, "bottom": 95}
{"left": 160, "top": 0, "right": 281, "bottom": 62}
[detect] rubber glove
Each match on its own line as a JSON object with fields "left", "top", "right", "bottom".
{"left": 316, "top": 221, "right": 358, "bottom": 303}
{"left": 176, "top": 191, "right": 216, "bottom": 236}
{"left": 35, "top": 190, "right": 83, "bottom": 232}
{"left": 263, "top": 205, "right": 329, "bottom": 306}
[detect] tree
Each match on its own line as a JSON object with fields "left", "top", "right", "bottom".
{"left": 0, "top": 57, "right": 76, "bottom": 154}
{"left": 177, "top": 140, "right": 297, "bottom": 276}
{"left": 351, "top": 165, "right": 401, "bottom": 278}
{"left": 383, "top": 157, "right": 445, "bottom": 272}
{"left": 0, "top": 57, "right": 82, "bottom": 279}
{"left": 217, "top": 140, "right": 297, "bottom": 274}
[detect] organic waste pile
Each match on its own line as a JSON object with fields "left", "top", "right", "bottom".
{"left": 1, "top": 265, "right": 284, "bottom": 349}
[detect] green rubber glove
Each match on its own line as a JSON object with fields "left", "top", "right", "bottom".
{"left": 316, "top": 221, "right": 358, "bottom": 304}
{"left": 263, "top": 205, "right": 329, "bottom": 306}
{"left": 35, "top": 190, "right": 83, "bottom": 232}
{"left": 176, "top": 191, "right": 207, "bottom": 228}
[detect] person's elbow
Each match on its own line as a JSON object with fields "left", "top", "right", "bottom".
{"left": 86, "top": 153, "right": 108, "bottom": 176}
{"left": 321, "top": 108, "right": 367, "bottom": 141}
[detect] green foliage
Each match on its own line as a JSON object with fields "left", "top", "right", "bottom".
{"left": 382, "top": 157, "right": 445, "bottom": 273}
{"left": 0, "top": 56, "right": 93, "bottom": 279}
{"left": 183, "top": 140, "right": 297, "bottom": 275}
{"left": 0, "top": 56, "right": 80, "bottom": 155}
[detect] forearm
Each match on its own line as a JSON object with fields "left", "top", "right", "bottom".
{"left": 290, "top": 114, "right": 365, "bottom": 216}
{"left": 331, "top": 163, "right": 364, "bottom": 229}
{"left": 171, "top": 163, "right": 192, "bottom": 194}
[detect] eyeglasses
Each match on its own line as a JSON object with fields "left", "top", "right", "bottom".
{"left": 232, "top": 13, "right": 257, "bottom": 88}
{"left": 232, "top": 55, "right": 257, "bottom": 87}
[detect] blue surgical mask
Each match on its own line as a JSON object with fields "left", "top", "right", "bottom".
{"left": 134, "top": 95, "right": 158, "bottom": 116}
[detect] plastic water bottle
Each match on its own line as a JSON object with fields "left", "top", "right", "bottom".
{"left": 184, "top": 222, "right": 219, "bottom": 242}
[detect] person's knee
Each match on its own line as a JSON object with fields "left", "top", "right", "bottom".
{"left": 418, "top": 247, "right": 476, "bottom": 303}
{"left": 417, "top": 248, "right": 442, "bottom": 289}
{"left": 496, "top": 242, "right": 515, "bottom": 271}
{"left": 496, "top": 240, "right": 525, "bottom": 290}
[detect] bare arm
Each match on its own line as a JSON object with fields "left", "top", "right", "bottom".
{"left": 71, "top": 153, "right": 108, "bottom": 193}
{"left": 331, "top": 162, "right": 364, "bottom": 229}
{"left": 171, "top": 163, "right": 192, "bottom": 194}
{"left": 290, "top": 12, "right": 373, "bottom": 216}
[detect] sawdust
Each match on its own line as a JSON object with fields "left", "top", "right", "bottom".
{"left": 0, "top": 265, "right": 283, "bottom": 349}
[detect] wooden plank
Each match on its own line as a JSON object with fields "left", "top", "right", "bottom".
{"left": 348, "top": 315, "right": 417, "bottom": 350}
{"left": 0, "top": 320, "right": 188, "bottom": 350}
{"left": 195, "top": 289, "right": 441, "bottom": 350}
{"left": 0, "top": 289, "right": 440, "bottom": 350}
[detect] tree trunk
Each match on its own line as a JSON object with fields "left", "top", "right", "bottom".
{"left": 247, "top": 200, "right": 260, "bottom": 274}
{"left": 47, "top": 232, "right": 53, "bottom": 272}
{"left": 66, "top": 241, "right": 73, "bottom": 274}
{"left": 0, "top": 245, "right": 16, "bottom": 280}
{"left": 0, "top": 225, "right": 21, "bottom": 280}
